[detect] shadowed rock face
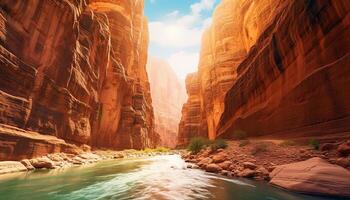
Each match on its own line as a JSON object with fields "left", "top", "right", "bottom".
{"left": 179, "top": 0, "right": 350, "bottom": 143}
{"left": 0, "top": 0, "right": 159, "bottom": 160}
{"left": 147, "top": 57, "right": 186, "bottom": 148}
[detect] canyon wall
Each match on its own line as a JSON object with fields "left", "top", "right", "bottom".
{"left": 179, "top": 0, "right": 350, "bottom": 144}
{"left": 0, "top": 0, "right": 158, "bottom": 160}
{"left": 147, "top": 56, "right": 186, "bottom": 148}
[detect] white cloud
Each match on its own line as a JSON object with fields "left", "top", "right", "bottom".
{"left": 149, "top": 21, "right": 203, "bottom": 48}
{"left": 167, "top": 51, "right": 199, "bottom": 79}
{"left": 148, "top": 0, "right": 216, "bottom": 79}
{"left": 191, "top": 0, "right": 216, "bottom": 14}
{"left": 149, "top": 0, "right": 215, "bottom": 48}
{"left": 166, "top": 10, "right": 179, "bottom": 18}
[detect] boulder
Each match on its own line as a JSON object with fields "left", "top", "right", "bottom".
{"left": 220, "top": 170, "right": 231, "bottom": 176}
{"left": 320, "top": 143, "right": 337, "bottom": 151}
{"left": 270, "top": 157, "right": 350, "bottom": 197}
{"left": 206, "top": 164, "right": 222, "bottom": 173}
{"left": 0, "top": 161, "right": 27, "bottom": 174}
{"left": 336, "top": 157, "right": 350, "bottom": 169}
{"left": 30, "top": 157, "right": 55, "bottom": 169}
{"left": 212, "top": 152, "right": 228, "bottom": 163}
{"left": 187, "top": 163, "right": 199, "bottom": 169}
{"left": 338, "top": 142, "right": 350, "bottom": 157}
{"left": 243, "top": 162, "right": 257, "bottom": 170}
{"left": 198, "top": 157, "right": 213, "bottom": 167}
{"left": 218, "top": 161, "right": 232, "bottom": 170}
{"left": 238, "top": 169, "right": 257, "bottom": 178}
{"left": 113, "top": 153, "right": 124, "bottom": 159}
{"left": 20, "top": 159, "right": 35, "bottom": 170}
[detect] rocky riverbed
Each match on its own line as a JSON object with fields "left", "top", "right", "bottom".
{"left": 182, "top": 139, "right": 350, "bottom": 197}
{"left": 0, "top": 149, "right": 178, "bottom": 175}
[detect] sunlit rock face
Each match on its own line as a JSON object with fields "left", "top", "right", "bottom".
{"left": 178, "top": 0, "right": 284, "bottom": 144}
{"left": 147, "top": 57, "right": 186, "bottom": 148}
{"left": 218, "top": 0, "right": 350, "bottom": 139}
{"left": 179, "top": 0, "right": 350, "bottom": 143}
{"left": 178, "top": 73, "right": 205, "bottom": 146}
{"left": 0, "top": 0, "right": 158, "bottom": 160}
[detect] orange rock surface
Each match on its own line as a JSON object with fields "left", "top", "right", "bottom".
{"left": 179, "top": 0, "right": 350, "bottom": 143}
{"left": 147, "top": 56, "right": 186, "bottom": 148}
{"left": 0, "top": 0, "right": 159, "bottom": 160}
{"left": 218, "top": 0, "right": 350, "bottom": 139}
{"left": 270, "top": 157, "right": 350, "bottom": 197}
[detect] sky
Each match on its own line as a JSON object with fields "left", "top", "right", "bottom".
{"left": 145, "top": 0, "right": 219, "bottom": 80}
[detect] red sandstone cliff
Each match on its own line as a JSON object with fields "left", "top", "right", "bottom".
{"left": 0, "top": 0, "right": 159, "bottom": 160}
{"left": 178, "top": 0, "right": 350, "bottom": 144}
{"left": 147, "top": 56, "right": 186, "bottom": 148}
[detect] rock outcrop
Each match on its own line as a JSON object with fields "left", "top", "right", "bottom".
{"left": 218, "top": 0, "right": 350, "bottom": 140}
{"left": 0, "top": 0, "right": 158, "bottom": 160}
{"left": 178, "top": 73, "right": 204, "bottom": 146}
{"left": 179, "top": 0, "right": 350, "bottom": 143}
{"left": 147, "top": 56, "right": 186, "bottom": 148}
{"left": 0, "top": 161, "right": 27, "bottom": 174}
{"left": 270, "top": 157, "right": 350, "bottom": 197}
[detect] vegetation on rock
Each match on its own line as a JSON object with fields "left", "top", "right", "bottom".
{"left": 188, "top": 137, "right": 228, "bottom": 153}
{"left": 309, "top": 139, "right": 320, "bottom": 150}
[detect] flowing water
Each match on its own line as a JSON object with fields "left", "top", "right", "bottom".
{"left": 0, "top": 155, "right": 346, "bottom": 200}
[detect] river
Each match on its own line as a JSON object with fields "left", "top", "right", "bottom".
{"left": 0, "top": 155, "right": 346, "bottom": 200}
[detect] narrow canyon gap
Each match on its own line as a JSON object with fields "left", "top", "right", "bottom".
{"left": 0, "top": 0, "right": 350, "bottom": 199}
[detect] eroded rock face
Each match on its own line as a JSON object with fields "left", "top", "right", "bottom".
{"left": 179, "top": 0, "right": 350, "bottom": 143}
{"left": 146, "top": 56, "right": 186, "bottom": 148}
{"left": 178, "top": 73, "right": 205, "bottom": 146}
{"left": 0, "top": 0, "right": 158, "bottom": 160}
{"left": 218, "top": 0, "right": 350, "bottom": 139}
{"left": 178, "top": 0, "right": 286, "bottom": 144}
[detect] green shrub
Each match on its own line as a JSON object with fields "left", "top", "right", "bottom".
{"left": 210, "top": 139, "right": 228, "bottom": 151}
{"left": 187, "top": 137, "right": 210, "bottom": 154}
{"left": 232, "top": 130, "right": 247, "bottom": 140}
{"left": 279, "top": 140, "right": 296, "bottom": 147}
{"left": 239, "top": 140, "right": 250, "bottom": 147}
{"left": 309, "top": 139, "right": 320, "bottom": 150}
{"left": 251, "top": 143, "right": 268, "bottom": 155}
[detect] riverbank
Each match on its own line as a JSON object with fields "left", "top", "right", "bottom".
{"left": 1, "top": 154, "right": 339, "bottom": 200}
{"left": 182, "top": 139, "right": 350, "bottom": 197}
{"left": 0, "top": 148, "right": 178, "bottom": 175}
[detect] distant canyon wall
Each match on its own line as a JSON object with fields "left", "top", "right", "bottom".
{"left": 178, "top": 0, "right": 350, "bottom": 145}
{"left": 0, "top": 0, "right": 159, "bottom": 160}
{"left": 147, "top": 56, "right": 186, "bottom": 148}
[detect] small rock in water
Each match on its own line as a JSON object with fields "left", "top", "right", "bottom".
{"left": 30, "top": 157, "right": 55, "bottom": 169}
{"left": 20, "top": 159, "right": 35, "bottom": 170}
{"left": 238, "top": 169, "right": 257, "bottom": 178}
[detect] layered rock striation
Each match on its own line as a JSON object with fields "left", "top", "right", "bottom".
{"left": 147, "top": 56, "right": 186, "bottom": 148}
{"left": 218, "top": 0, "right": 350, "bottom": 139}
{"left": 0, "top": 0, "right": 158, "bottom": 160}
{"left": 179, "top": 0, "right": 350, "bottom": 144}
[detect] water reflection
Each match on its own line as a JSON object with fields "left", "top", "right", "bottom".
{"left": 0, "top": 155, "right": 346, "bottom": 200}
